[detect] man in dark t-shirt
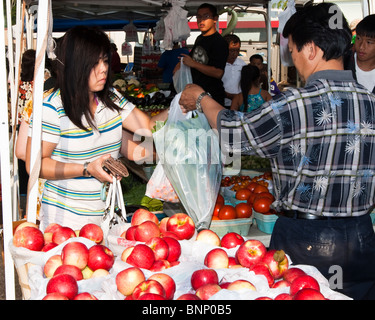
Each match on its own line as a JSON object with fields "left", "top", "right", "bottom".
{"left": 179, "top": 3, "right": 229, "bottom": 105}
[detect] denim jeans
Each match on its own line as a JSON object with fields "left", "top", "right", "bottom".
{"left": 269, "top": 213, "right": 375, "bottom": 300}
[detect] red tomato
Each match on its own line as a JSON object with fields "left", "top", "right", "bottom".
{"left": 235, "top": 203, "right": 252, "bottom": 219}
{"left": 235, "top": 189, "right": 252, "bottom": 200}
{"left": 246, "top": 182, "right": 259, "bottom": 193}
{"left": 253, "top": 197, "right": 273, "bottom": 214}
{"left": 253, "top": 184, "right": 269, "bottom": 194}
{"left": 213, "top": 203, "right": 222, "bottom": 217}
{"left": 218, "top": 205, "right": 237, "bottom": 220}
{"left": 254, "top": 192, "right": 275, "bottom": 202}
{"left": 247, "top": 192, "right": 257, "bottom": 205}
{"left": 216, "top": 194, "right": 225, "bottom": 206}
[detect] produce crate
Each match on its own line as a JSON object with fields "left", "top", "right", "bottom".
{"left": 209, "top": 217, "right": 252, "bottom": 237}
{"left": 253, "top": 211, "right": 278, "bottom": 234}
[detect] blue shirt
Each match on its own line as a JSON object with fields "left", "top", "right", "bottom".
{"left": 158, "top": 47, "right": 189, "bottom": 83}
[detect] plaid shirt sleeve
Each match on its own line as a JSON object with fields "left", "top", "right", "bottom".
{"left": 218, "top": 78, "right": 375, "bottom": 217}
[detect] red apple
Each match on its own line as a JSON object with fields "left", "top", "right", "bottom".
{"left": 262, "top": 249, "right": 289, "bottom": 279}
{"left": 196, "top": 229, "right": 220, "bottom": 247}
{"left": 249, "top": 262, "right": 274, "bottom": 287}
{"left": 149, "top": 260, "right": 171, "bottom": 272}
{"left": 272, "top": 280, "right": 290, "bottom": 289}
{"left": 177, "top": 293, "right": 201, "bottom": 300}
{"left": 131, "top": 208, "right": 159, "bottom": 226}
{"left": 134, "top": 220, "right": 160, "bottom": 242}
{"left": 283, "top": 267, "right": 306, "bottom": 284}
{"left": 195, "top": 283, "right": 221, "bottom": 300}
{"left": 220, "top": 232, "right": 244, "bottom": 249}
{"left": 160, "top": 231, "right": 180, "bottom": 240}
{"left": 163, "top": 236, "right": 181, "bottom": 262}
{"left": 52, "top": 226, "right": 76, "bottom": 245}
{"left": 149, "top": 273, "right": 176, "bottom": 300}
{"left": 87, "top": 244, "right": 115, "bottom": 271}
{"left": 132, "top": 279, "right": 166, "bottom": 300}
{"left": 46, "top": 274, "right": 78, "bottom": 300}
{"left": 293, "top": 288, "right": 326, "bottom": 300}
{"left": 14, "top": 221, "right": 39, "bottom": 234}
{"left": 228, "top": 257, "right": 242, "bottom": 269}
{"left": 191, "top": 269, "right": 219, "bottom": 291}
{"left": 41, "top": 242, "right": 58, "bottom": 252}
{"left": 126, "top": 244, "right": 155, "bottom": 270}
{"left": 44, "top": 254, "right": 63, "bottom": 278}
{"left": 145, "top": 237, "right": 169, "bottom": 261}
{"left": 13, "top": 226, "right": 44, "bottom": 251}
{"left": 274, "top": 293, "right": 293, "bottom": 300}
{"left": 166, "top": 213, "right": 196, "bottom": 240}
{"left": 138, "top": 293, "right": 166, "bottom": 300}
{"left": 79, "top": 223, "right": 103, "bottom": 244}
{"left": 227, "top": 279, "right": 256, "bottom": 291}
{"left": 73, "top": 292, "right": 98, "bottom": 300}
{"left": 289, "top": 274, "right": 320, "bottom": 296}
{"left": 116, "top": 267, "right": 146, "bottom": 297}
{"left": 44, "top": 223, "right": 62, "bottom": 234}
{"left": 53, "top": 264, "right": 83, "bottom": 281}
{"left": 121, "top": 246, "right": 134, "bottom": 262}
{"left": 91, "top": 269, "right": 110, "bottom": 278}
{"left": 42, "top": 292, "right": 69, "bottom": 300}
{"left": 159, "top": 217, "right": 169, "bottom": 234}
{"left": 123, "top": 226, "right": 137, "bottom": 240}
{"left": 255, "top": 296, "right": 273, "bottom": 300}
{"left": 235, "top": 239, "right": 267, "bottom": 268}
{"left": 220, "top": 281, "right": 232, "bottom": 289}
{"left": 204, "top": 248, "right": 229, "bottom": 269}
{"left": 61, "top": 241, "right": 89, "bottom": 270}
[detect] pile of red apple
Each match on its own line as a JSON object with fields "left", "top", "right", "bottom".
{"left": 12, "top": 220, "right": 105, "bottom": 252}
{"left": 118, "top": 209, "right": 195, "bottom": 272}
{"left": 11, "top": 211, "right": 330, "bottom": 300}
{"left": 42, "top": 241, "right": 115, "bottom": 300}
{"left": 116, "top": 267, "right": 177, "bottom": 300}
{"left": 194, "top": 229, "right": 327, "bottom": 300}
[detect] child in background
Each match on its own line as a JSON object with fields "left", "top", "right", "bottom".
{"left": 230, "top": 64, "right": 272, "bottom": 112}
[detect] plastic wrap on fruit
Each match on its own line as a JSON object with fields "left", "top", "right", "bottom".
{"left": 146, "top": 163, "right": 180, "bottom": 203}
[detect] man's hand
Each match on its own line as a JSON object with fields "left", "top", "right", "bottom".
{"left": 179, "top": 84, "right": 205, "bottom": 113}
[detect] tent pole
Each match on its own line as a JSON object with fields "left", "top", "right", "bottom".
{"left": 2, "top": 0, "right": 16, "bottom": 301}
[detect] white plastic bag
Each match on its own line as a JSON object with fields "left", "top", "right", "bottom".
{"left": 173, "top": 57, "right": 193, "bottom": 93}
{"left": 153, "top": 93, "right": 223, "bottom": 230}
{"left": 101, "top": 176, "right": 127, "bottom": 246}
{"left": 278, "top": 0, "right": 296, "bottom": 67}
{"left": 145, "top": 162, "right": 179, "bottom": 203}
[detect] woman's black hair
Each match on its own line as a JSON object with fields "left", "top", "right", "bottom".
{"left": 240, "top": 65, "right": 260, "bottom": 106}
{"left": 55, "top": 26, "right": 120, "bottom": 131}
{"left": 282, "top": 2, "right": 352, "bottom": 61}
{"left": 20, "top": 49, "right": 36, "bottom": 82}
{"left": 356, "top": 14, "right": 375, "bottom": 39}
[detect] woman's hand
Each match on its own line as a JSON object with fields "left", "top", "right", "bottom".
{"left": 86, "top": 154, "right": 114, "bottom": 183}
{"left": 179, "top": 84, "right": 205, "bottom": 113}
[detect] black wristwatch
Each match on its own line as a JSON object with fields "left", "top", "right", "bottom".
{"left": 195, "top": 92, "right": 212, "bottom": 113}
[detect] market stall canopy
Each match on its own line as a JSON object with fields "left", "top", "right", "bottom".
{"left": 28, "top": 0, "right": 275, "bottom": 31}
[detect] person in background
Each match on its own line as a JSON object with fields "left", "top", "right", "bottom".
{"left": 250, "top": 53, "right": 281, "bottom": 96}
{"left": 177, "top": 3, "right": 229, "bottom": 105}
{"left": 157, "top": 41, "right": 189, "bottom": 92}
{"left": 25, "top": 26, "right": 168, "bottom": 231}
{"left": 179, "top": 3, "right": 375, "bottom": 300}
{"left": 346, "top": 14, "right": 375, "bottom": 93}
{"left": 221, "top": 34, "right": 247, "bottom": 109}
{"left": 230, "top": 64, "right": 271, "bottom": 112}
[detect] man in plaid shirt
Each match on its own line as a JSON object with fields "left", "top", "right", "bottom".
{"left": 179, "top": 3, "right": 375, "bottom": 300}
